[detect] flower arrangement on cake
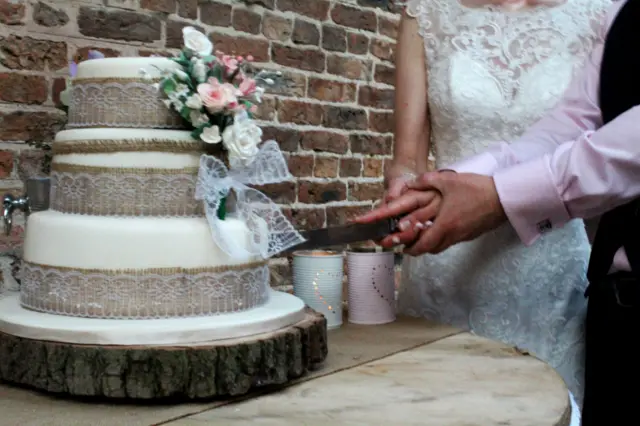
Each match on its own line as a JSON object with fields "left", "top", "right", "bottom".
{"left": 154, "top": 27, "right": 305, "bottom": 259}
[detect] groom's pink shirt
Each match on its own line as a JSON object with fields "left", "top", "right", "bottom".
{"left": 448, "top": 0, "right": 634, "bottom": 272}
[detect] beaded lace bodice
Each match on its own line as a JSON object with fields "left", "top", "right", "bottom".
{"left": 407, "top": 0, "right": 608, "bottom": 166}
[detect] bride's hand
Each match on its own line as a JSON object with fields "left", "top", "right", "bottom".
{"left": 383, "top": 161, "right": 419, "bottom": 203}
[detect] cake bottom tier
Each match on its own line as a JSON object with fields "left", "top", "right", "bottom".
{"left": 21, "top": 211, "right": 269, "bottom": 319}
{"left": 0, "top": 290, "right": 306, "bottom": 345}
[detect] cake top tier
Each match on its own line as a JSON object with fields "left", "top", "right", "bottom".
{"left": 75, "top": 57, "right": 181, "bottom": 80}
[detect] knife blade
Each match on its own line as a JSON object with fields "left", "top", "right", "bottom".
{"left": 284, "top": 217, "right": 400, "bottom": 254}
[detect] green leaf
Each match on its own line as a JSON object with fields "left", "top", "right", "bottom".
{"left": 179, "top": 106, "right": 193, "bottom": 121}
{"left": 216, "top": 197, "right": 227, "bottom": 220}
{"left": 191, "top": 122, "right": 210, "bottom": 140}
{"left": 160, "top": 78, "right": 177, "bottom": 95}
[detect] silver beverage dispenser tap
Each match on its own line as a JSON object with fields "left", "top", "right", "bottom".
{"left": 2, "top": 177, "right": 51, "bottom": 236}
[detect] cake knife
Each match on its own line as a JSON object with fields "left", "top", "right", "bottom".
{"left": 283, "top": 217, "right": 401, "bottom": 254}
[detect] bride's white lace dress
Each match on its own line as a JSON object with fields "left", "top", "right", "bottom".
{"left": 404, "top": 0, "right": 610, "bottom": 410}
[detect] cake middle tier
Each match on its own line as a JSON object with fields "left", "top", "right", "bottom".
{"left": 51, "top": 128, "right": 204, "bottom": 217}
{"left": 21, "top": 211, "right": 269, "bottom": 319}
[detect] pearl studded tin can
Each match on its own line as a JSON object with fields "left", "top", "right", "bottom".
{"left": 292, "top": 250, "right": 344, "bottom": 329}
{"left": 346, "top": 248, "right": 396, "bottom": 325}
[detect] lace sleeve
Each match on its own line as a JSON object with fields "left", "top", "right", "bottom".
{"left": 405, "top": 0, "right": 421, "bottom": 17}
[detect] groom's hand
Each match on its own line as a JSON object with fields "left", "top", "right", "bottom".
{"left": 401, "top": 172, "right": 508, "bottom": 255}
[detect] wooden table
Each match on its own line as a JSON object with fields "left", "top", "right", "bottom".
{"left": 171, "top": 332, "right": 571, "bottom": 426}
{"left": 0, "top": 321, "right": 571, "bottom": 426}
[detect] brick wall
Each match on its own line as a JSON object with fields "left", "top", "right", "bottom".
{"left": 0, "top": 0, "right": 401, "bottom": 289}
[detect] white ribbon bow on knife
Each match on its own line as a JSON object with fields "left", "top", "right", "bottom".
{"left": 195, "top": 140, "right": 305, "bottom": 259}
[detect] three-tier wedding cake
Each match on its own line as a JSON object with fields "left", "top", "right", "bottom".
{"left": 0, "top": 29, "right": 327, "bottom": 399}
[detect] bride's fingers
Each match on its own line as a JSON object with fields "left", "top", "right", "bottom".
{"left": 396, "top": 202, "right": 440, "bottom": 232}
{"left": 403, "top": 220, "right": 446, "bottom": 256}
{"left": 378, "top": 223, "right": 423, "bottom": 248}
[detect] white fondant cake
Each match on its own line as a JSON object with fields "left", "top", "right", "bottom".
{"left": 0, "top": 56, "right": 306, "bottom": 335}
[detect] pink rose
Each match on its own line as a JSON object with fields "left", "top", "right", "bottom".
{"left": 197, "top": 80, "right": 239, "bottom": 113}
{"left": 238, "top": 77, "right": 257, "bottom": 96}
{"left": 221, "top": 55, "right": 239, "bottom": 74}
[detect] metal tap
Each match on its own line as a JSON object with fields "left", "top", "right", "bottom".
{"left": 2, "top": 177, "right": 50, "bottom": 236}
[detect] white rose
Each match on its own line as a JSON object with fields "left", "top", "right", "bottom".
{"left": 192, "top": 59, "right": 207, "bottom": 83}
{"left": 200, "top": 125, "right": 222, "bottom": 144}
{"left": 174, "top": 69, "right": 190, "bottom": 82}
{"left": 182, "top": 27, "right": 213, "bottom": 56}
{"left": 222, "top": 115, "right": 262, "bottom": 167}
{"left": 185, "top": 94, "right": 203, "bottom": 110}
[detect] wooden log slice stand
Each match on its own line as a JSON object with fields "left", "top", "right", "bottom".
{"left": 0, "top": 308, "right": 327, "bottom": 400}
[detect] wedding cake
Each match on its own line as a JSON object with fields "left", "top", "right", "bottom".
{"left": 0, "top": 32, "right": 312, "bottom": 347}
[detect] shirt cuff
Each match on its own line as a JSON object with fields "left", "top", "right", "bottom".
{"left": 493, "top": 157, "right": 571, "bottom": 246}
{"left": 444, "top": 152, "right": 500, "bottom": 176}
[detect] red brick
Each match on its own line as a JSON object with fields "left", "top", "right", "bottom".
{"left": 284, "top": 207, "right": 326, "bottom": 230}
{"left": 300, "top": 131, "right": 349, "bottom": 154}
{"left": 271, "top": 44, "right": 325, "bottom": 72}
{"left": 243, "top": 0, "right": 275, "bottom": 10}
{"left": 357, "top": 0, "right": 396, "bottom": 11}
{"left": 261, "top": 126, "right": 301, "bottom": 152}
{"left": 279, "top": 100, "right": 324, "bottom": 125}
{"left": 326, "top": 205, "right": 371, "bottom": 226}
{"left": 0, "top": 151, "right": 14, "bottom": 178}
{"left": 287, "top": 155, "right": 314, "bottom": 178}
{"left": 348, "top": 32, "right": 369, "bottom": 55}
{"left": 0, "top": 111, "right": 65, "bottom": 142}
{"left": 308, "top": 78, "right": 356, "bottom": 102}
{"left": 0, "top": 0, "right": 25, "bottom": 25}
{"left": 253, "top": 182, "right": 296, "bottom": 204}
{"left": 277, "top": 0, "right": 330, "bottom": 20}
{"left": 369, "top": 111, "right": 394, "bottom": 133}
{"left": 78, "top": 7, "right": 161, "bottom": 42}
{"left": 323, "top": 106, "right": 368, "bottom": 130}
{"left": 209, "top": 32, "right": 269, "bottom": 62}
{"left": 331, "top": 4, "right": 377, "bottom": 32}
{"left": 363, "top": 158, "right": 384, "bottom": 177}
{"left": 0, "top": 223, "right": 25, "bottom": 253}
{"left": 358, "top": 86, "right": 395, "bottom": 109}
{"left": 52, "top": 77, "right": 66, "bottom": 107}
{"left": 378, "top": 15, "right": 399, "bottom": 39}
{"left": 0, "top": 73, "right": 47, "bottom": 104}
{"left": 269, "top": 70, "right": 306, "bottom": 97}
{"left": 348, "top": 181, "right": 384, "bottom": 201}
{"left": 177, "top": 0, "right": 198, "bottom": 19}
{"left": 140, "top": 0, "right": 175, "bottom": 13}
{"left": 326, "top": 54, "right": 371, "bottom": 80}
{"left": 370, "top": 37, "right": 395, "bottom": 62}
{"left": 314, "top": 157, "right": 339, "bottom": 178}
{"left": 200, "top": 1, "right": 231, "bottom": 26}
{"left": 298, "top": 181, "right": 347, "bottom": 204}
{"left": 32, "top": 1, "right": 69, "bottom": 27}
{"left": 322, "top": 25, "right": 346, "bottom": 52}
{"left": 340, "top": 158, "right": 362, "bottom": 177}
{"left": 292, "top": 18, "right": 320, "bottom": 46}
{"left": 0, "top": 35, "right": 66, "bottom": 71}
{"left": 374, "top": 63, "right": 395, "bottom": 85}
{"left": 262, "top": 12, "right": 292, "bottom": 41}
{"left": 350, "top": 133, "right": 392, "bottom": 155}
{"left": 232, "top": 8, "right": 262, "bottom": 34}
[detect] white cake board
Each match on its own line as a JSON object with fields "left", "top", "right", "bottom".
{"left": 0, "top": 290, "right": 306, "bottom": 345}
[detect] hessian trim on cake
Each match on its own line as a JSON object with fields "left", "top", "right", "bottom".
{"left": 19, "top": 260, "right": 270, "bottom": 319}
{"left": 52, "top": 138, "right": 203, "bottom": 155}
{"left": 67, "top": 78, "right": 185, "bottom": 129}
{"left": 50, "top": 163, "right": 202, "bottom": 217}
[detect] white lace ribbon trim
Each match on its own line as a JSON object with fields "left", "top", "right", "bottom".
{"left": 196, "top": 140, "right": 305, "bottom": 259}
{"left": 50, "top": 164, "right": 203, "bottom": 217}
{"left": 67, "top": 79, "right": 186, "bottom": 129}
{"left": 19, "top": 261, "right": 270, "bottom": 319}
